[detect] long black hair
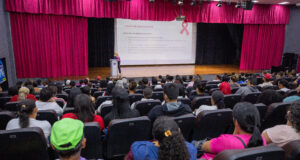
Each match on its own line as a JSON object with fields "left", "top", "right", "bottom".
{"left": 74, "top": 94, "right": 95, "bottom": 122}
{"left": 211, "top": 91, "right": 225, "bottom": 109}
{"left": 233, "top": 102, "right": 263, "bottom": 148}
{"left": 18, "top": 99, "right": 36, "bottom": 128}
{"left": 153, "top": 116, "right": 190, "bottom": 160}
{"left": 110, "top": 87, "right": 131, "bottom": 117}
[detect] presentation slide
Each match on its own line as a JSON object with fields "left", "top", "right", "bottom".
{"left": 115, "top": 19, "right": 196, "bottom": 65}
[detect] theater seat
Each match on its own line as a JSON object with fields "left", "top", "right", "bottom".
{"left": 81, "top": 122, "right": 103, "bottom": 159}
{"left": 152, "top": 91, "right": 164, "bottom": 102}
{"left": 214, "top": 145, "right": 285, "bottom": 160}
{"left": 254, "top": 103, "right": 268, "bottom": 125}
{"left": 191, "top": 96, "right": 211, "bottom": 111}
{"left": 224, "top": 94, "right": 242, "bottom": 109}
{"left": 206, "top": 84, "right": 218, "bottom": 92}
{"left": 135, "top": 100, "right": 161, "bottom": 116}
{"left": 207, "top": 81, "right": 220, "bottom": 85}
{"left": 106, "top": 116, "right": 152, "bottom": 159}
{"left": 0, "top": 111, "right": 16, "bottom": 130}
{"left": 243, "top": 92, "right": 261, "bottom": 104}
{"left": 4, "top": 102, "right": 20, "bottom": 113}
{"left": 285, "top": 90, "right": 297, "bottom": 97}
{"left": 128, "top": 94, "right": 143, "bottom": 105}
{"left": 93, "top": 91, "right": 104, "bottom": 99}
{"left": 0, "top": 96, "right": 12, "bottom": 108}
{"left": 63, "top": 107, "right": 75, "bottom": 115}
{"left": 99, "top": 104, "right": 113, "bottom": 118}
{"left": 231, "top": 87, "right": 240, "bottom": 94}
{"left": 173, "top": 114, "right": 196, "bottom": 141}
{"left": 282, "top": 140, "right": 300, "bottom": 160}
{"left": 91, "top": 88, "right": 98, "bottom": 95}
{"left": 261, "top": 102, "right": 291, "bottom": 131}
{"left": 276, "top": 90, "right": 286, "bottom": 96}
{"left": 36, "top": 110, "right": 58, "bottom": 126}
{"left": 135, "top": 89, "right": 143, "bottom": 94}
{"left": 56, "top": 94, "right": 68, "bottom": 101}
{"left": 95, "top": 96, "right": 112, "bottom": 109}
{"left": 191, "top": 109, "right": 233, "bottom": 141}
{"left": 209, "top": 88, "right": 220, "bottom": 95}
{"left": 178, "top": 97, "right": 191, "bottom": 107}
{"left": 55, "top": 99, "right": 64, "bottom": 108}
{"left": 0, "top": 127, "right": 49, "bottom": 159}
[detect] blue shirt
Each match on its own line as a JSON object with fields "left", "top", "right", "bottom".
{"left": 283, "top": 96, "right": 300, "bottom": 103}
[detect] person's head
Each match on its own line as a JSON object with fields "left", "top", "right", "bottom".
{"left": 178, "top": 84, "right": 186, "bottom": 98}
{"left": 278, "top": 79, "right": 289, "bottom": 89}
{"left": 70, "top": 81, "right": 76, "bottom": 87}
{"left": 182, "top": 76, "right": 187, "bottom": 82}
{"left": 8, "top": 86, "right": 19, "bottom": 96}
{"left": 36, "top": 79, "right": 42, "bottom": 85}
{"left": 100, "top": 79, "right": 108, "bottom": 88}
{"left": 263, "top": 73, "right": 272, "bottom": 82}
{"left": 142, "top": 77, "right": 149, "bottom": 86}
{"left": 167, "top": 75, "right": 174, "bottom": 82}
{"left": 211, "top": 91, "right": 225, "bottom": 109}
{"left": 189, "top": 75, "right": 193, "bottom": 81}
{"left": 143, "top": 87, "right": 153, "bottom": 99}
{"left": 222, "top": 75, "right": 230, "bottom": 82}
{"left": 18, "top": 87, "right": 30, "bottom": 101}
{"left": 114, "top": 52, "right": 119, "bottom": 56}
{"left": 81, "top": 86, "right": 91, "bottom": 96}
{"left": 111, "top": 87, "right": 130, "bottom": 115}
{"left": 40, "top": 87, "right": 53, "bottom": 102}
{"left": 24, "top": 79, "right": 33, "bottom": 86}
{"left": 50, "top": 118, "right": 86, "bottom": 159}
{"left": 230, "top": 75, "right": 239, "bottom": 83}
{"left": 106, "top": 83, "right": 115, "bottom": 96}
{"left": 163, "top": 83, "right": 179, "bottom": 102}
{"left": 129, "top": 81, "right": 137, "bottom": 92}
{"left": 18, "top": 99, "right": 37, "bottom": 128}
{"left": 161, "top": 78, "right": 166, "bottom": 84}
{"left": 196, "top": 82, "right": 206, "bottom": 94}
{"left": 152, "top": 116, "right": 190, "bottom": 160}
{"left": 233, "top": 102, "right": 262, "bottom": 148}
{"left": 115, "top": 80, "right": 124, "bottom": 88}
{"left": 276, "top": 71, "right": 284, "bottom": 79}
{"left": 247, "top": 76, "right": 257, "bottom": 86}
{"left": 216, "top": 75, "right": 221, "bottom": 81}
{"left": 158, "top": 75, "right": 162, "bottom": 80}
{"left": 257, "top": 89, "right": 283, "bottom": 106}
{"left": 83, "top": 79, "right": 89, "bottom": 85}
{"left": 74, "top": 94, "right": 94, "bottom": 122}
{"left": 287, "top": 100, "right": 300, "bottom": 132}
{"left": 152, "top": 77, "right": 158, "bottom": 85}
{"left": 48, "top": 85, "right": 58, "bottom": 97}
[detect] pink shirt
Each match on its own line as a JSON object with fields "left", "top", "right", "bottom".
{"left": 201, "top": 134, "right": 267, "bottom": 160}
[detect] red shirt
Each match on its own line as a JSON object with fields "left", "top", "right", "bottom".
{"left": 62, "top": 113, "right": 105, "bottom": 131}
{"left": 219, "top": 82, "right": 232, "bottom": 95}
{"left": 9, "top": 94, "right": 37, "bottom": 102}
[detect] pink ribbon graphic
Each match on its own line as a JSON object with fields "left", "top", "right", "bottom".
{"left": 180, "top": 22, "right": 189, "bottom": 35}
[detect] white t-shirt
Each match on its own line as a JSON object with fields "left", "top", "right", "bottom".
{"left": 263, "top": 125, "right": 300, "bottom": 147}
{"left": 280, "top": 88, "right": 290, "bottom": 92}
{"left": 6, "top": 118, "right": 51, "bottom": 139}
{"left": 36, "top": 101, "right": 63, "bottom": 115}
{"left": 195, "top": 105, "right": 218, "bottom": 116}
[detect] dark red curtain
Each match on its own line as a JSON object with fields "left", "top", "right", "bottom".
{"left": 6, "top": 0, "right": 290, "bottom": 24}
{"left": 10, "top": 13, "right": 88, "bottom": 78}
{"left": 240, "top": 24, "right": 286, "bottom": 70}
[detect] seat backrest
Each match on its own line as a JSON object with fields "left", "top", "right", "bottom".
{"left": 207, "top": 81, "right": 220, "bottom": 85}
{"left": 231, "top": 87, "right": 240, "bottom": 94}
{"left": 214, "top": 145, "right": 285, "bottom": 160}
{"left": 64, "top": 89, "right": 71, "bottom": 94}
{"left": 55, "top": 99, "right": 64, "bottom": 108}
{"left": 209, "top": 88, "right": 220, "bottom": 95}
{"left": 283, "top": 140, "right": 300, "bottom": 160}
{"left": 106, "top": 116, "right": 152, "bottom": 159}
{"left": 0, "top": 92, "right": 8, "bottom": 97}
{"left": 128, "top": 94, "right": 143, "bottom": 105}
{"left": 206, "top": 84, "right": 218, "bottom": 91}
{"left": 95, "top": 96, "right": 112, "bottom": 109}
{"left": 261, "top": 102, "right": 291, "bottom": 131}
{"left": 173, "top": 114, "right": 196, "bottom": 140}
{"left": 192, "top": 109, "right": 233, "bottom": 140}
{"left": 0, "top": 96, "right": 12, "bottom": 108}
{"left": 36, "top": 110, "right": 58, "bottom": 126}
{"left": 191, "top": 96, "right": 211, "bottom": 111}
{"left": 135, "top": 100, "right": 161, "bottom": 116}
{"left": 63, "top": 107, "right": 76, "bottom": 115}
{"left": 285, "top": 89, "right": 297, "bottom": 97}
{"left": 0, "top": 127, "right": 49, "bottom": 160}
{"left": 90, "top": 88, "right": 98, "bottom": 96}
{"left": 100, "top": 104, "right": 113, "bottom": 118}
{"left": 0, "top": 111, "right": 16, "bottom": 130}
{"left": 178, "top": 97, "right": 192, "bottom": 107}
{"left": 135, "top": 89, "right": 143, "bottom": 94}
{"left": 254, "top": 103, "right": 268, "bottom": 125}
{"left": 276, "top": 90, "right": 286, "bottom": 96}
{"left": 153, "top": 88, "right": 163, "bottom": 92}
{"left": 56, "top": 94, "right": 68, "bottom": 101}
{"left": 4, "top": 102, "right": 20, "bottom": 113}
{"left": 151, "top": 91, "right": 164, "bottom": 102}
{"left": 224, "top": 94, "right": 242, "bottom": 109}
{"left": 243, "top": 92, "right": 261, "bottom": 104}
{"left": 81, "top": 122, "right": 103, "bottom": 159}
{"left": 93, "top": 91, "right": 104, "bottom": 99}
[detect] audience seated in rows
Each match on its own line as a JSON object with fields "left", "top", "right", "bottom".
{"left": 257, "top": 89, "right": 283, "bottom": 106}
{"left": 230, "top": 74, "right": 240, "bottom": 88}
{"left": 262, "top": 100, "right": 300, "bottom": 147}
{"left": 278, "top": 79, "right": 290, "bottom": 92}
{"left": 97, "top": 83, "right": 115, "bottom": 111}
{"left": 258, "top": 73, "right": 273, "bottom": 88}
{"left": 126, "top": 116, "right": 197, "bottom": 160}
{"left": 219, "top": 75, "right": 232, "bottom": 95}
{"left": 284, "top": 85, "right": 300, "bottom": 103}
{"left": 6, "top": 99, "right": 51, "bottom": 140}
{"left": 10, "top": 87, "right": 37, "bottom": 102}
{"left": 36, "top": 87, "right": 63, "bottom": 115}
{"left": 62, "top": 94, "right": 104, "bottom": 131}
{"left": 50, "top": 118, "right": 87, "bottom": 160}
{"left": 189, "top": 81, "right": 209, "bottom": 101}
{"left": 152, "top": 77, "right": 162, "bottom": 90}
{"left": 49, "top": 85, "right": 66, "bottom": 104}
{"left": 128, "top": 81, "right": 137, "bottom": 95}
{"left": 68, "top": 81, "right": 82, "bottom": 107}
{"left": 194, "top": 91, "right": 225, "bottom": 116}
{"left": 148, "top": 83, "right": 192, "bottom": 122}
{"left": 235, "top": 76, "right": 259, "bottom": 98}
{"left": 81, "top": 86, "right": 96, "bottom": 104}
{"left": 131, "top": 87, "right": 154, "bottom": 109}
{"left": 193, "top": 102, "right": 266, "bottom": 160}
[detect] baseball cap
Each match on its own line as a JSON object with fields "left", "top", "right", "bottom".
{"left": 66, "top": 80, "right": 71, "bottom": 85}
{"left": 50, "top": 118, "right": 84, "bottom": 151}
{"left": 264, "top": 73, "right": 272, "bottom": 80}
{"left": 97, "top": 76, "right": 101, "bottom": 80}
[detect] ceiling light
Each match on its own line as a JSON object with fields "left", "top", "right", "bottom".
{"left": 252, "top": 0, "right": 259, "bottom": 3}
{"left": 278, "top": 1, "right": 289, "bottom": 5}
{"left": 178, "top": 0, "right": 184, "bottom": 6}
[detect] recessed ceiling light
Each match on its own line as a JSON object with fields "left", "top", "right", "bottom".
{"left": 253, "top": 0, "right": 259, "bottom": 3}
{"left": 278, "top": 1, "right": 289, "bottom": 5}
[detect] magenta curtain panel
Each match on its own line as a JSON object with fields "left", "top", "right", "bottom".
{"left": 6, "top": 0, "right": 289, "bottom": 24}
{"left": 240, "top": 24, "right": 286, "bottom": 70}
{"left": 10, "top": 13, "right": 88, "bottom": 78}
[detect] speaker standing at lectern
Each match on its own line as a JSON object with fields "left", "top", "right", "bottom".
{"left": 114, "top": 53, "right": 121, "bottom": 74}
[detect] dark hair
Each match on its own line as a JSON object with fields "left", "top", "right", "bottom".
{"left": 18, "top": 99, "right": 36, "bottom": 128}
{"left": 222, "top": 75, "right": 230, "bottom": 82}
{"left": 211, "top": 91, "right": 225, "bottom": 109}
{"left": 40, "top": 87, "right": 53, "bottom": 102}
{"left": 161, "top": 78, "right": 166, "bottom": 84}
{"left": 129, "top": 81, "right": 137, "bottom": 91}
{"left": 158, "top": 75, "right": 163, "bottom": 79}
{"left": 70, "top": 81, "right": 76, "bottom": 87}
{"left": 230, "top": 75, "right": 239, "bottom": 83}
{"left": 163, "top": 83, "right": 179, "bottom": 100}
{"left": 182, "top": 76, "right": 187, "bottom": 82}
{"left": 152, "top": 77, "right": 158, "bottom": 85}
{"left": 178, "top": 84, "right": 186, "bottom": 97}
{"left": 26, "top": 85, "right": 34, "bottom": 94}
{"left": 142, "top": 77, "right": 148, "bottom": 85}
{"left": 152, "top": 116, "right": 190, "bottom": 160}
{"left": 36, "top": 79, "right": 42, "bottom": 85}
{"left": 287, "top": 100, "right": 300, "bottom": 132}
{"left": 8, "top": 86, "right": 19, "bottom": 96}
{"left": 110, "top": 87, "right": 131, "bottom": 118}
{"left": 55, "top": 138, "right": 83, "bottom": 158}
{"left": 278, "top": 79, "right": 289, "bottom": 88}
{"left": 248, "top": 76, "right": 257, "bottom": 85}
{"left": 33, "top": 82, "right": 38, "bottom": 87}
{"left": 167, "top": 75, "right": 174, "bottom": 82}
{"left": 100, "top": 80, "right": 108, "bottom": 88}
{"left": 233, "top": 102, "right": 262, "bottom": 148}
{"left": 196, "top": 82, "right": 206, "bottom": 93}
{"left": 216, "top": 75, "right": 221, "bottom": 80}
{"left": 106, "top": 83, "right": 115, "bottom": 96}
{"left": 257, "top": 89, "right": 283, "bottom": 106}
{"left": 81, "top": 86, "right": 91, "bottom": 95}
{"left": 24, "top": 79, "right": 33, "bottom": 86}
{"left": 143, "top": 87, "right": 153, "bottom": 99}
{"left": 74, "top": 94, "right": 94, "bottom": 122}
{"left": 48, "top": 85, "right": 58, "bottom": 97}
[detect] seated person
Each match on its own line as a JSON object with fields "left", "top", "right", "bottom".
{"left": 235, "top": 76, "right": 259, "bottom": 99}
{"left": 62, "top": 94, "right": 104, "bottom": 131}
{"left": 152, "top": 77, "right": 162, "bottom": 90}
{"left": 50, "top": 118, "right": 87, "bottom": 160}
{"left": 284, "top": 85, "right": 300, "bottom": 103}
{"left": 6, "top": 99, "right": 51, "bottom": 140}
{"left": 278, "top": 79, "right": 290, "bottom": 92}
{"left": 49, "top": 85, "right": 66, "bottom": 104}
{"left": 196, "top": 102, "right": 266, "bottom": 160}
{"left": 126, "top": 116, "right": 197, "bottom": 160}
{"left": 81, "top": 86, "right": 96, "bottom": 104}
{"left": 104, "top": 87, "right": 140, "bottom": 127}
{"left": 128, "top": 81, "right": 137, "bottom": 95}
{"left": 148, "top": 83, "right": 192, "bottom": 122}
{"left": 178, "top": 84, "right": 187, "bottom": 99}
{"left": 258, "top": 73, "right": 273, "bottom": 88}
{"left": 219, "top": 75, "right": 232, "bottom": 95}
{"left": 67, "top": 81, "right": 82, "bottom": 107}
{"left": 96, "top": 83, "right": 115, "bottom": 112}
{"left": 262, "top": 100, "right": 300, "bottom": 147}
{"left": 189, "top": 82, "right": 209, "bottom": 101}
{"left": 131, "top": 87, "right": 154, "bottom": 109}
{"left": 10, "top": 87, "right": 37, "bottom": 102}
{"left": 257, "top": 89, "right": 283, "bottom": 106}
{"left": 194, "top": 91, "right": 225, "bottom": 116}
{"left": 36, "top": 87, "right": 63, "bottom": 115}
{"left": 230, "top": 74, "right": 240, "bottom": 88}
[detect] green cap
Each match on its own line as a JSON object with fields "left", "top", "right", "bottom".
{"left": 50, "top": 118, "right": 84, "bottom": 151}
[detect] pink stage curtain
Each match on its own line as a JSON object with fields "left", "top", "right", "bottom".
{"left": 297, "top": 55, "right": 300, "bottom": 73}
{"left": 10, "top": 13, "right": 88, "bottom": 78}
{"left": 5, "top": 0, "right": 289, "bottom": 24}
{"left": 240, "top": 24, "right": 286, "bottom": 70}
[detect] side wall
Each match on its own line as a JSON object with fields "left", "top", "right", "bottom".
{"left": 284, "top": 7, "right": 300, "bottom": 54}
